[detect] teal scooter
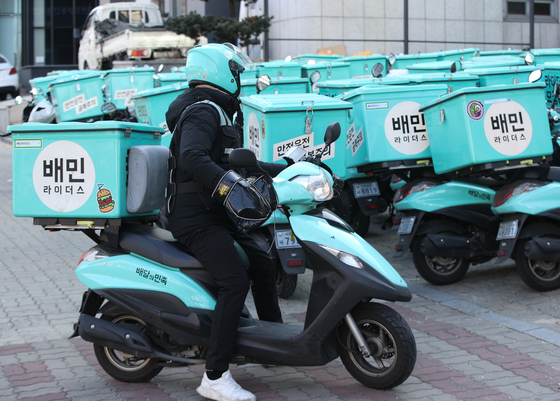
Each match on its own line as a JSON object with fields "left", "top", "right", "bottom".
{"left": 490, "top": 83, "right": 560, "bottom": 291}
{"left": 392, "top": 167, "right": 501, "bottom": 285}
{"left": 70, "top": 123, "right": 417, "bottom": 389}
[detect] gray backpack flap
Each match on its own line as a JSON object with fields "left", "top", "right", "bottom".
{"left": 127, "top": 145, "right": 169, "bottom": 214}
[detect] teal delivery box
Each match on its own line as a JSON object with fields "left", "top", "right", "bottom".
{"left": 420, "top": 83, "right": 552, "bottom": 174}
{"left": 240, "top": 77, "right": 309, "bottom": 97}
{"left": 102, "top": 67, "right": 155, "bottom": 110}
{"left": 341, "top": 54, "right": 389, "bottom": 78}
{"left": 301, "top": 61, "right": 351, "bottom": 92}
{"left": 154, "top": 72, "right": 187, "bottom": 87}
{"left": 316, "top": 76, "right": 410, "bottom": 98}
{"left": 255, "top": 60, "right": 302, "bottom": 78}
{"left": 404, "top": 73, "right": 480, "bottom": 92}
{"left": 541, "top": 61, "right": 560, "bottom": 107}
{"left": 340, "top": 84, "right": 449, "bottom": 169}
{"left": 463, "top": 65, "right": 539, "bottom": 87}
{"left": 293, "top": 54, "right": 344, "bottom": 64}
{"left": 9, "top": 121, "right": 164, "bottom": 219}
{"left": 131, "top": 82, "right": 189, "bottom": 134}
{"left": 49, "top": 71, "right": 105, "bottom": 122}
{"left": 30, "top": 76, "right": 57, "bottom": 102}
{"left": 241, "top": 94, "right": 354, "bottom": 178}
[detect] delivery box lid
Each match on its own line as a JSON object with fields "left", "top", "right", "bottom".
{"left": 241, "top": 93, "right": 352, "bottom": 112}
{"left": 131, "top": 82, "right": 189, "bottom": 99}
{"left": 419, "top": 82, "right": 546, "bottom": 111}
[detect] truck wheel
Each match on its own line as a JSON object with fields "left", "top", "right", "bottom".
{"left": 515, "top": 238, "right": 560, "bottom": 291}
{"left": 412, "top": 235, "right": 469, "bottom": 285}
{"left": 337, "top": 302, "right": 416, "bottom": 389}
{"left": 276, "top": 263, "right": 297, "bottom": 299}
{"left": 93, "top": 314, "right": 162, "bottom": 382}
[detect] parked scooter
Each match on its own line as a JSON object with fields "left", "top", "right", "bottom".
{"left": 491, "top": 83, "right": 560, "bottom": 291}
{"left": 393, "top": 70, "right": 552, "bottom": 286}
{"left": 70, "top": 123, "right": 417, "bottom": 389}
{"left": 393, "top": 167, "right": 502, "bottom": 285}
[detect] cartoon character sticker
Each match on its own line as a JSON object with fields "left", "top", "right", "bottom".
{"left": 96, "top": 184, "right": 115, "bottom": 213}
{"left": 467, "top": 100, "right": 484, "bottom": 120}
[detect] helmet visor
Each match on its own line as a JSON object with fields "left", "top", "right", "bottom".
{"left": 223, "top": 43, "right": 255, "bottom": 72}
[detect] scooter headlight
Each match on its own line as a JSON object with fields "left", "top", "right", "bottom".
{"left": 290, "top": 169, "right": 333, "bottom": 202}
{"left": 319, "top": 245, "right": 364, "bottom": 269}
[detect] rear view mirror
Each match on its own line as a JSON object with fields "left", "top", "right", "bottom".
{"left": 450, "top": 60, "right": 461, "bottom": 73}
{"left": 324, "top": 122, "right": 341, "bottom": 145}
{"left": 309, "top": 71, "right": 321, "bottom": 84}
{"left": 284, "top": 55, "right": 292, "bottom": 63}
{"left": 101, "top": 102, "right": 117, "bottom": 114}
{"left": 371, "top": 63, "right": 384, "bottom": 78}
{"left": 256, "top": 75, "right": 271, "bottom": 94}
{"left": 388, "top": 53, "right": 396, "bottom": 66}
{"left": 528, "top": 69, "right": 542, "bottom": 83}
{"left": 525, "top": 52, "right": 535, "bottom": 65}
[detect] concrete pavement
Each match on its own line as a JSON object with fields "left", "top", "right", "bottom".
{"left": 2, "top": 135, "right": 560, "bottom": 400}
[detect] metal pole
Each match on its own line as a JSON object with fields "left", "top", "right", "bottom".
{"left": 529, "top": 0, "right": 534, "bottom": 49}
{"left": 403, "top": 0, "right": 408, "bottom": 54}
{"left": 264, "top": 0, "right": 269, "bottom": 61}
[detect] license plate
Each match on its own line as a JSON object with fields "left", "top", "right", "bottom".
{"left": 397, "top": 216, "right": 416, "bottom": 235}
{"left": 275, "top": 229, "right": 301, "bottom": 249}
{"left": 496, "top": 220, "right": 519, "bottom": 240}
{"left": 353, "top": 182, "right": 380, "bottom": 198}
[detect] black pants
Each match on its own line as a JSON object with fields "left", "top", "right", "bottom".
{"left": 177, "top": 223, "right": 282, "bottom": 371}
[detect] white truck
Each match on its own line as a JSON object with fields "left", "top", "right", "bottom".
{"left": 78, "top": 2, "right": 205, "bottom": 70}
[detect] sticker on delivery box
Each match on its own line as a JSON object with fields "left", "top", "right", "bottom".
{"left": 273, "top": 133, "right": 335, "bottom": 162}
{"left": 384, "top": 101, "right": 430, "bottom": 155}
{"left": 32, "top": 141, "right": 96, "bottom": 212}
{"left": 247, "top": 113, "right": 262, "bottom": 160}
{"left": 483, "top": 100, "right": 532, "bottom": 156}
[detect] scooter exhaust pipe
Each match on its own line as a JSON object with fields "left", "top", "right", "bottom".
{"left": 524, "top": 238, "right": 560, "bottom": 262}
{"left": 77, "top": 314, "right": 205, "bottom": 365}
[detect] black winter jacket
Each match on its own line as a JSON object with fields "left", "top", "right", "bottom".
{"left": 165, "top": 86, "right": 284, "bottom": 237}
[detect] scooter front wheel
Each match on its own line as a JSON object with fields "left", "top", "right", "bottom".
{"left": 337, "top": 303, "right": 416, "bottom": 389}
{"left": 412, "top": 235, "right": 470, "bottom": 285}
{"left": 93, "top": 314, "right": 163, "bottom": 382}
{"left": 275, "top": 263, "right": 298, "bottom": 299}
{"left": 515, "top": 238, "right": 560, "bottom": 291}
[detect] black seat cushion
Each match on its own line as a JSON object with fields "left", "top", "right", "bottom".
{"left": 119, "top": 224, "right": 203, "bottom": 269}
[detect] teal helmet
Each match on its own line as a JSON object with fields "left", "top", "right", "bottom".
{"left": 185, "top": 43, "right": 255, "bottom": 97}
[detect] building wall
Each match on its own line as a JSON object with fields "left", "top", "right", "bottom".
{"left": 266, "top": 0, "right": 560, "bottom": 60}
{"left": 0, "top": 0, "right": 22, "bottom": 68}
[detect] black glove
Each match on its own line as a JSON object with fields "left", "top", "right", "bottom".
{"left": 212, "top": 170, "right": 243, "bottom": 205}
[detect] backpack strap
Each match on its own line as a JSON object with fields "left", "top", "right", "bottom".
{"left": 166, "top": 100, "right": 232, "bottom": 214}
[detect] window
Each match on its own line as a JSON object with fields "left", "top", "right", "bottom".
{"left": 504, "top": 0, "right": 558, "bottom": 22}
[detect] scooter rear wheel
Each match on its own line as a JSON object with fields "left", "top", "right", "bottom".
{"left": 412, "top": 235, "right": 470, "bottom": 285}
{"left": 515, "top": 238, "right": 560, "bottom": 291}
{"left": 337, "top": 303, "right": 416, "bottom": 389}
{"left": 93, "top": 314, "right": 163, "bottom": 382}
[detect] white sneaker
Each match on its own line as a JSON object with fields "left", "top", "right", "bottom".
{"left": 196, "top": 370, "right": 256, "bottom": 401}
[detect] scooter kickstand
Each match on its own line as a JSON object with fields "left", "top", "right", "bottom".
{"left": 344, "top": 313, "right": 372, "bottom": 357}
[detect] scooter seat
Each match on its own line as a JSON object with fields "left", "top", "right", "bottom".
{"left": 118, "top": 224, "right": 204, "bottom": 269}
